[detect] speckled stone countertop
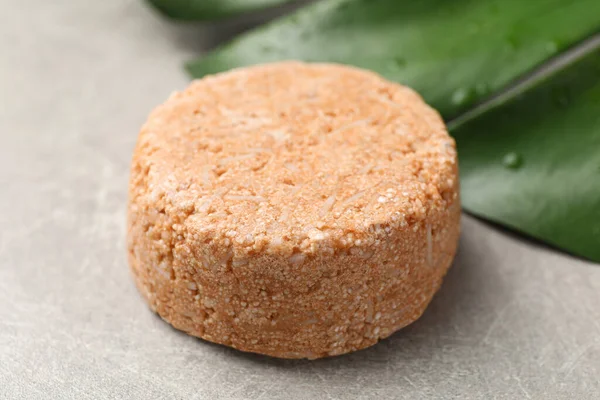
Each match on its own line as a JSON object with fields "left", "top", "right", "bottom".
{"left": 1, "top": 1, "right": 599, "bottom": 399}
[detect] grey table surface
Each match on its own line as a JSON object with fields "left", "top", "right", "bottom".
{"left": 1, "top": 1, "right": 599, "bottom": 399}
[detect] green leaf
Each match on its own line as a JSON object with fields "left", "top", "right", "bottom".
{"left": 147, "top": 0, "right": 294, "bottom": 21}
{"left": 452, "top": 44, "right": 600, "bottom": 262}
{"left": 188, "top": 0, "right": 600, "bottom": 118}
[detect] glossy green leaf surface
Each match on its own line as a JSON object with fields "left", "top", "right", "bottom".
{"left": 147, "top": 0, "right": 294, "bottom": 21}
{"left": 453, "top": 46, "right": 600, "bottom": 262}
{"left": 188, "top": 0, "right": 600, "bottom": 119}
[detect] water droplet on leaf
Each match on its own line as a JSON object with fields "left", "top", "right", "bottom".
{"left": 503, "top": 152, "right": 523, "bottom": 169}
{"left": 451, "top": 87, "right": 474, "bottom": 108}
{"left": 388, "top": 57, "right": 407, "bottom": 72}
{"left": 545, "top": 41, "right": 559, "bottom": 54}
{"left": 506, "top": 35, "right": 519, "bottom": 50}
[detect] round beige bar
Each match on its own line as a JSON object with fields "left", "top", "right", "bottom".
{"left": 127, "top": 62, "right": 460, "bottom": 359}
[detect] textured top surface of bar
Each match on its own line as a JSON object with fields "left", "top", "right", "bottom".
{"left": 133, "top": 62, "right": 457, "bottom": 255}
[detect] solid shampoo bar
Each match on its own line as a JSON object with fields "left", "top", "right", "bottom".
{"left": 127, "top": 62, "right": 460, "bottom": 358}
